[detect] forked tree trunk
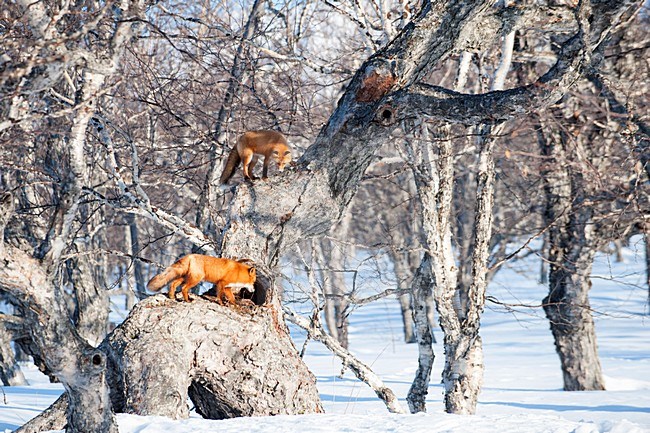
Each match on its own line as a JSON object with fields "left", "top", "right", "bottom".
{"left": 0, "top": 246, "right": 118, "bottom": 433}
{"left": 102, "top": 295, "right": 323, "bottom": 419}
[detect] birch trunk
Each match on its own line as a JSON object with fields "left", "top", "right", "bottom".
{"left": 406, "top": 253, "right": 434, "bottom": 413}
{"left": 391, "top": 248, "right": 422, "bottom": 344}
{"left": 0, "top": 246, "right": 117, "bottom": 433}
{"left": 441, "top": 129, "right": 496, "bottom": 413}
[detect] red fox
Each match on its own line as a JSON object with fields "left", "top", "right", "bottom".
{"left": 219, "top": 130, "right": 292, "bottom": 184}
{"left": 147, "top": 254, "right": 256, "bottom": 305}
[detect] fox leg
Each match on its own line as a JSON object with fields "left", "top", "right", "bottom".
{"left": 215, "top": 282, "right": 235, "bottom": 306}
{"left": 179, "top": 274, "right": 203, "bottom": 302}
{"left": 168, "top": 278, "right": 184, "bottom": 300}
{"left": 242, "top": 152, "right": 259, "bottom": 181}
{"left": 215, "top": 282, "right": 225, "bottom": 305}
{"left": 222, "top": 287, "right": 236, "bottom": 305}
{"left": 248, "top": 155, "right": 260, "bottom": 180}
{"left": 262, "top": 156, "right": 270, "bottom": 179}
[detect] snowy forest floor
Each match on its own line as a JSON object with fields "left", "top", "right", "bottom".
{"left": 1, "top": 237, "right": 649, "bottom": 433}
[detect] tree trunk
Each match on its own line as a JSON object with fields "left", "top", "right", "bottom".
{"left": 391, "top": 249, "right": 416, "bottom": 344}
{"left": 127, "top": 213, "right": 147, "bottom": 300}
{"left": 0, "top": 246, "right": 118, "bottom": 433}
{"left": 406, "top": 253, "right": 434, "bottom": 413}
{"left": 543, "top": 259, "right": 605, "bottom": 391}
{"left": 69, "top": 254, "right": 109, "bottom": 347}
{"left": 102, "top": 295, "right": 323, "bottom": 419}
{"left": 539, "top": 121, "right": 606, "bottom": 391}
{"left": 0, "top": 322, "right": 27, "bottom": 386}
{"left": 646, "top": 232, "right": 650, "bottom": 308}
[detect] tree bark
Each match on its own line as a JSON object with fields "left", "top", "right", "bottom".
{"left": 0, "top": 246, "right": 117, "bottom": 433}
{"left": 538, "top": 120, "right": 606, "bottom": 391}
{"left": 441, "top": 127, "right": 496, "bottom": 414}
{"left": 646, "top": 232, "right": 650, "bottom": 308}
{"left": 127, "top": 213, "right": 147, "bottom": 300}
{"left": 0, "top": 321, "right": 27, "bottom": 386}
{"left": 406, "top": 253, "right": 434, "bottom": 413}
{"left": 391, "top": 249, "right": 417, "bottom": 344}
{"left": 102, "top": 295, "right": 323, "bottom": 419}
{"left": 68, "top": 253, "right": 109, "bottom": 347}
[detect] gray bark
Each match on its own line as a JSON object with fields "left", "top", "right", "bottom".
{"left": 127, "top": 214, "right": 147, "bottom": 300}
{"left": 102, "top": 295, "right": 323, "bottom": 419}
{"left": 0, "top": 321, "right": 26, "bottom": 386}
{"left": 0, "top": 246, "right": 117, "bottom": 433}
{"left": 442, "top": 126, "right": 496, "bottom": 414}
{"left": 538, "top": 122, "right": 606, "bottom": 391}
{"left": 0, "top": 193, "right": 26, "bottom": 386}
{"left": 68, "top": 254, "right": 109, "bottom": 347}
{"left": 646, "top": 233, "right": 650, "bottom": 308}
{"left": 391, "top": 248, "right": 417, "bottom": 344}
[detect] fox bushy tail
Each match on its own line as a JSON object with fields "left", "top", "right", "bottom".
{"left": 147, "top": 263, "right": 184, "bottom": 291}
{"left": 219, "top": 147, "right": 241, "bottom": 185}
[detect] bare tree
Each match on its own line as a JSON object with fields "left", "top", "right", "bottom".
{"left": 0, "top": 0, "right": 145, "bottom": 431}
{"left": 2, "top": 0, "right": 645, "bottom": 428}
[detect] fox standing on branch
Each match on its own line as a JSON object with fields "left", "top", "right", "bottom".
{"left": 219, "top": 130, "right": 292, "bottom": 184}
{"left": 147, "top": 254, "right": 256, "bottom": 305}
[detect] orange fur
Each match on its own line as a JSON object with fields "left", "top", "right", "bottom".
{"left": 147, "top": 255, "right": 256, "bottom": 304}
{"left": 219, "top": 130, "right": 292, "bottom": 184}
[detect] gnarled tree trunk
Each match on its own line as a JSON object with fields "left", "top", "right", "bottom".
{"left": 102, "top": 295, "right": 323, "bottom": 419}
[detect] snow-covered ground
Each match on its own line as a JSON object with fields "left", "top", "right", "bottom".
{"left": 1, "top": 238, "right": 649, "bottom": 432}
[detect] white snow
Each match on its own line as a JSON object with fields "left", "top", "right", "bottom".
{"left": 1, "top": 238, "right": 649, "bottom": 433}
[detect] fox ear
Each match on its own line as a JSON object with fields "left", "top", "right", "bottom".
{"left": 249, "top": 267, "right": 256, "bottom": 276}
